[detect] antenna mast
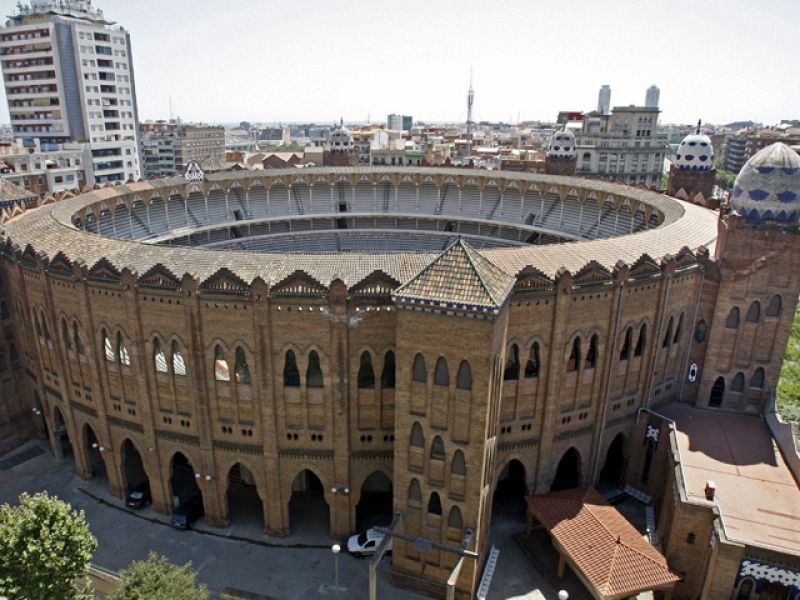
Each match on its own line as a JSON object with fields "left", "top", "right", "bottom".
{"left": 466, "top": 68, "right": 474, "bottom": 136}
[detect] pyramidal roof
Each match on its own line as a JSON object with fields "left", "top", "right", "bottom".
{"left": 392, "top": 238, "right": 515, "bottom": 315}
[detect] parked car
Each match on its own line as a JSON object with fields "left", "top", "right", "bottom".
{"left": 125, "top": 481, "right": 151, "bottom": 509}
{"left": 169, "top": 496, "right": 204, "bottom": 529}
{"left": 347, "top": 528, "right": 392, "bottom": 557}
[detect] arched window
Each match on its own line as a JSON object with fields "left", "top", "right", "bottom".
{"left": 567, "top": 338, "right": 581, "bottom": 372}
{"left": 456, "top": 361, "right": 471, "bottom": 390}
{"left": 72, "top": 322, "right": 84, "bottom": 355}
{"left": 746, "top": 301, "right": 760, "bottom": 324}
{"left": 410, "top": 422, "right": 424, "bottom": 448}
{"left": 306, "top": 351, "right": 323, "bottom": 388}
{"left": 673, "top": 314, "right": 683, "bottom": 344}
{"left": 766, "top": 295, "right": 782, "bottom": 318}
{"left": 726, "top": 307, "right": 740, "bottom": 329}
{"left": 62, "top": 318, "right": 72, "bottom": 351}
{"left": 504, "top": 345, "right": 520, "bottom": 380}
{"left": 0, "top": 301, "right": 8, "bottom": 320}
{"left": 448, "top": 506, "right": 463, "bottom": 530}
{"left": 102, "top": 329, "right": 114, "bottom": 362}
{"left": 41, "top": 313, "right": 50, "bottom": 343}
{"left": 585, "top": 335, "right": 598, "bottom": 369}
{"left": 412, "top": 354, "right": 427, "bottom": 383}
{"left": 428, "top": 492, "right": 442, "bottom": 516}
{"left": 451, "top": 450, "right": 466, "bottom": 476}
{"left": 709, "top": 376, "right": 725, "bottom": 408}
{"left": 172, "top": 341, "right": 186, "bottom": 376}
{"left": 381, "top": 351, "right": 395, "bottom": 388}
{"left": 750, "top": 368, "right": 764, "bottom": 389}
{"left": 694, "top": 320, "right": 707, "bottom": 343}
{"left": 525, "top": 342, "right": 540, "bottom": 378}
{"left": 9, "top": 344, "right": 18, "bottom": 362}
{"left": 634, "top": 324, "right": 647, "bottom": 358}
{"left": 117, "top": 332, "right": 130, "bottom": 366}
{"left": 214, "top": 345, "right": 230, "bottom": 381}
{"left": 235, "top": 347, "right": 251, "bottom": 385}
{"left": 154, "top": 338, "right": 168, "bottom": 373}
{"left": 663, "top": 317, "right": 674, "bottom": 348}
{"left": 434, "top": 357, "right": 449, "bottom": 387}
{"left": 283, "top": 350, "right": 300, "bottom": 387}
{"left": 738, "top": 579, "right": 754, "bottom": 600}
{"left": 33, "top": 310, "right": 42, "bottom": 337}
{"left": 358, "top": 352, "right": 375, "bottom": 388}
{"left": 0, "top": 353, "right": 5, "bottom": 372}
{"left": 408, "top": 479, "right": 422, "bottom": 504}
{"left": 620, "top": 328, "right": 632, "bottom": 361}
{"left": 430, "top": 436, "right": 445, "bottom": 460}
{"left": 732, "top": 372, "right": 745, "bottom": 392}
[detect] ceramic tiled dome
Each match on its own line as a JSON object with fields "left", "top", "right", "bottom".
{"left": 547, "top": 128, "right": 576, "bottom": 160}
{"left": 675, "top": 133, "right": 714, "bottom": 171}
{"left": 732, "top": 142, "right": 800, "bottom": 224}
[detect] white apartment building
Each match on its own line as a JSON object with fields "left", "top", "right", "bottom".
{"left": 0, "top": 0, "right": 140, "bottom": 184}
{"left": 574, "top": 106, "right": 666, "bottom": 188}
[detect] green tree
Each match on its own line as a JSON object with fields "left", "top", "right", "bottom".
{"left": 777, "top": 304, "right": 800, "bottom": 422}
{"left": 109, "top": 552, "right": 209, "bottom": 600}
{"left": 0, "top": 492, "right": 97, "bottom": 600}
{"left": 715, "top": 168, "right": 737, "bottom": 190}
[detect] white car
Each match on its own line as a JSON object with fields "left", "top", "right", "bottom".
{"left": 347, "top": 528, "right": 392, "bottom": 557}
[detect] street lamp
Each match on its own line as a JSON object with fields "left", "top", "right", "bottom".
{"left": 331, "top": 544, "right": 341, "bottom": 599}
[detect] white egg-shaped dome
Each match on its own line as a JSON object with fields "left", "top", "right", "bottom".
{"left": 330, "top": 126, "right": 354, "bottom": 153}
{"left": 547, "top": 128, "right": 576, "bottom": 160}
{"left": 731, "top": 142, "right": 800, "bottom": 224}
{"left": 674, "top": 133, "right": 714, "bottom": 171}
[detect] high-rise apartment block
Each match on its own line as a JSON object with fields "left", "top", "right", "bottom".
{"left": 597, "top": 84, "right": 611, "bottom": 114}
{"left": 645, "top": 84, "right": 660, "bottom": 108}
{"left": 0, "top": 0, "right": 140, "bottom": 184}
{"left": 140, "top": 120, "right": 225, "bottom": 178}
{"left": 387, "top": 113, "right": 412, "bottom": 131}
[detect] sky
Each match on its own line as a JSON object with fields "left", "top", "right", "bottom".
{"left": 1, "top": 0, "right": 798, "bottom": 126}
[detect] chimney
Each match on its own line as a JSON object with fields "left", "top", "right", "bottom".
{"left": 704, "top": 480, "right": 716, "bottom": 501}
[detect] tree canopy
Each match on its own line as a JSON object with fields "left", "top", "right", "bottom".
{"left": 109, "top": 552, "right": 209, "bottom": 600}
{"left": 0, "top": 492, "right": 97, "bottom": 600}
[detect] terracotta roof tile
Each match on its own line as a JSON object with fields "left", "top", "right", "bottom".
{"left": 527, "top": 487, "right": 680, "bottom": 598}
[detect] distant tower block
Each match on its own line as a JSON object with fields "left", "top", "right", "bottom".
{"left": 645, "top": 85, "right": 660, "bottom": 108}
{"left": 668, "top": 120, "right": 717, "bottom": 208}
{"left": 597, "top": 84, "right": 611, "bottom": 115}
{"left": 545, "top": 127, "right": 577, "bottom": 176}
{"left": 467, "top": 69, "right": 475, "bottom": 136}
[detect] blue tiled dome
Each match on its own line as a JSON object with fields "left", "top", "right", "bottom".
{"left": 732, "top": 143, "right": 800, "bottom": 224}
{"left": 547, "top": 128, "right": 576, "bottom": 160}
{"left": 675, "top": 133, "right": 714, "bottom": 171}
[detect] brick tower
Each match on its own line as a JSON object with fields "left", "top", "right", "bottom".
{"left": 544, "top": 127, "right": 577, "bottom": 176}
{"left": 667, "top": 121, "right": 717, "bottom": 207}
{"left": 691, "top": 142, "right": 800, "bottom": 413}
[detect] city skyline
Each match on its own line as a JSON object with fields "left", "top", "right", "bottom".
{"left": 1, "top": 0, "right": 797, "bottom": 127}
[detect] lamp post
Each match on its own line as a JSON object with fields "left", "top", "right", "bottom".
{"left": 331, "top": 544, "right": 341, "bottom": 598}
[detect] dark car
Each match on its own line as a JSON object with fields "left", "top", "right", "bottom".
{"left": 125, "top": 481, "right": 151, "bottom": 509}
{"left": 170, "top": 496, "right": 204, "bottom": 529}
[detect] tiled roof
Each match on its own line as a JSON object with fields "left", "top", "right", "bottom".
{"left": 393, "top": 238, "right": 515, "bottom": 311}
{"left": 0, "top": 178, "right": 34, "bottom": 203}
{"left": 527, "top": 487, "right": 680, "bottom": 598}
{"left": 0, "top": 167, "right": 720, "bottom": 288}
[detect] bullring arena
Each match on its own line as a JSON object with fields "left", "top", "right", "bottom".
{"left": 1, "top": 157, "right": 799, "bottom": 599}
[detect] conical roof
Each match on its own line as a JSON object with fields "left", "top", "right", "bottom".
{"left": 393, "top": 238, "right": 514, "bottom": 314}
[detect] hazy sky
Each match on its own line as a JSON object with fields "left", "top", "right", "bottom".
{"left": 2, "top": 0, "right": 798, "bottom": 125}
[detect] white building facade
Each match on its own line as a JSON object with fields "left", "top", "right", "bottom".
{"left": 0, "top": 0, "right": 140, "bottom": 184}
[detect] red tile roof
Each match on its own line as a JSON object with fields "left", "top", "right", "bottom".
{"left": 527, "top": 487, "right": 680, "bottom": 599}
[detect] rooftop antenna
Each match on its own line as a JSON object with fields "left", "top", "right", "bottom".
{"left": 169, "top": 96, "right": 173, "bottom": 120}
{"left": 466, "top": 67, "right": 475, "bottom": 136}
{"left": 696, "top": 119, "right": 702, "bottom": 134}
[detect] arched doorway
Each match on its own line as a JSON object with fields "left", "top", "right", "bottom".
{"left": 83, "top": 424, "right": 106, "bottom": 479}
{"left": 599, "top": 434, "right": 626, "bottom": 487}
{"left": 356, "top": 471, "right": 393, "bottom": 532}
{"left": 709, "top": 376, "right": 725, "bottom": 408}
{"left": 53, "top": 407, "right": 70, "bottom": 456}
{"left": 226, "top": 463, "right": 264, "bottom": 531}
{"left": 170, "top": 452, "right": 202, "bottom": 509}
{"left": 289, "top": 469, "right": 329, "bottom": 539}
{"left": 492, "top": 459, "right": 527, "bottom": 521}
{"left": 551, "top": 448, "right": 581, "bottom": 492}
{"left": 121, "top": 439, "right": 149, "bottom": 496}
